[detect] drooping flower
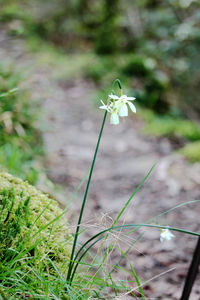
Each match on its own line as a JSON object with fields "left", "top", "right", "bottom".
{"left": 160, "top": 229, "right": 175, "bottom": 242}
{"left": 117, "top": 95, "right": 136, "bottom": 117}
{"left": 99, "top": 91, "right": 136, "bottom": 125}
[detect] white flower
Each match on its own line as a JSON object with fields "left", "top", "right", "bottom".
{"left": 160, "top": 229, "right": 175, "bottom": 242}
{"left": 109, "top": 94, "right": 136, "bottom": 117}
{"left": 99, "top": 92, "right": 136, "bottom": 125}
{"left": 117, "top": 95, "right": 136, "bottom": 117}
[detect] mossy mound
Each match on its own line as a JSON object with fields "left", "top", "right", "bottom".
{"left": 0, "top": 172, "right": 72, "bottom": 278}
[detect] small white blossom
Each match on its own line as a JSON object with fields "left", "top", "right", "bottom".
{"left": 110, "top": 112, "right": 119, "bottom": 125}
{"left": 99, "top": 92, "right": 136, "bottom": 125}
{"left": 116, "top": 95, "right": 136, "bottom": 117}
{"left": 160, "top": 229, "right": 175, "bottom": 242}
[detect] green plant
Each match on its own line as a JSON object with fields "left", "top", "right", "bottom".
{"left": 0, "top": 172, "right": 72, "bottom": 298}
{"left": 65, "top": 80, "right": 200, "bottom": 299}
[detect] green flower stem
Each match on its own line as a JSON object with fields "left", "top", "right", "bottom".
{"left": 91, "top": 164, "right": 155, "bottom": 280}
{"left": 112, "top": 79, "right": 122, "bottom": 90}
{"left": 70, "top": 223, "right": 200, "bottom": 282}
{"left": 67, "top": 111, "right": 107, "bottom": 283}
{"left": 70, "top": 236, "right": 105, "bottom": 283}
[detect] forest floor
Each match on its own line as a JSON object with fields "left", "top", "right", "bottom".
{"left": 1, "top": 29, "right": 200, "bottom": 299}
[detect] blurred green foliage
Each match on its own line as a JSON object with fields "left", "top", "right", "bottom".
{"left": 179, "top": 141, "right": 200, "bottom": 162}
{"left": 140, "top": 108, "right": 200, "bottom": 141}
{"left": 0, "top": 0, "right": 199, "bottom": 115}
{"left": 0, "top": 63, "right": 42, "bottom": 183}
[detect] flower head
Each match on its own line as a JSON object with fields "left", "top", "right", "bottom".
{"left": 160, "top": 229, "right": 175, "bottom": 242}
{"left": 116, "top": 95, "right": 136, "bottom": 117}
{"left": 99, "top": 91, "right": 136, "bottom": 125}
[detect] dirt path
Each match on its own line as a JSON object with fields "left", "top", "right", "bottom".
{"left": 1, "top": 30, "right": 200, "bottom": 299}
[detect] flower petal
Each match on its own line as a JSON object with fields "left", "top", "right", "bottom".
{"left": 120, "top": 95, "right": 128, "bottom": 101}
{"left": 160, "top": 229, "right": 174, "bottom": 242}
{"left": 110, "top": 113, "right": 119, "bottom": 125}
{"left": 126, "top": 96, "right": 136, "bottom": 101}
{"left": 109, "top": 94, "right": 119, "bottom": 100}
{"left": 99, "top": 105, "right": 107, "bottom": 110}
{"left": 127, "top": 101, "right": 136, "bottom": 113}
{"left": 99, "top": 100, "right": 111, "bottom": 112}
{"left": 114, "top": 100, "right": 121, "bottom": 109}
{"left": 119, "top": 104, "right": 128, "bottom": 117}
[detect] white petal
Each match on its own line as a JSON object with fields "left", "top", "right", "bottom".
{"left": 119, "top": 104, "right": 128, "bottom": 117}
{"left": 114, "top": 100, "right": 121, "bottom": 108}
{"left": 126, "top": 96, "right": 136, "bottom": 101}
{"left": 120, "top": 95, "right": 128, "bottom": 101}
{"left": 109, "top": 94, "right": 119, "bottom": 100}
{"left": 110, "top": 113, "right": 119, "bottom": 125}
{"left": 100, "top": 100, "right": 112, "bottom": 112}
{"left": 168, "top": 231, "right": 175, "bottom": 239}
{"left": 101, "top": 100, "right": 107, "bottom": 106}
{"left": 99, "top": 105, "right": 107, "bottom": 110}
{"left": 160, "top": 229, "right": 174, "bottom": 242}
{"left": 127, "top": 101, "right": 136, "bottom": 113}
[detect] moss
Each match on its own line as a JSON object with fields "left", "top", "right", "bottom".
{"left": 179, "top": 141, "right": 200, "bottom": 162}
{"left": 0, "top": 172, "right": 72, "bottom": 277}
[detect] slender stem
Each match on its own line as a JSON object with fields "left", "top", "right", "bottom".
{"left": 112, "top": 79, "right": 122, "bottom": 90}
{"left": 67, "top": 111, "right": 107, "bottom": 283}
{"left": 91, "top": 164, "right": 155, "bottom": 279}
{"left": 114, "top": 165, "right": 155, "bottom": 225}
{"left": 111, "top": 79, "right": 122, "bottom": 95}
{"left": 70, "top": 236, "right": 104, "bottom": 282}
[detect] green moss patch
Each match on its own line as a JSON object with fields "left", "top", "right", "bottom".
{"left": 0, "top": 172, "right": 72, "bottom": 280}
